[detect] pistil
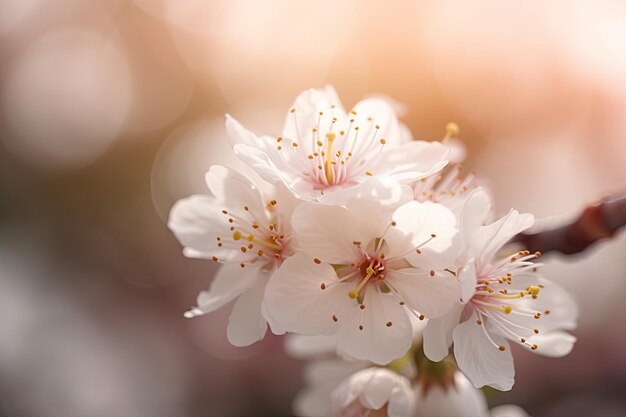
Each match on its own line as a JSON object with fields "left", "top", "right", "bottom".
{"left": 348, "top": 265, "right": 376, "bottom": 299}
{"left": 323, "top": 132, "right": 336, "bottom": 184}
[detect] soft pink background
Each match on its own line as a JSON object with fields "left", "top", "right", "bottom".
{"left": 1, "top": 1, "right": 625, "bottom": 416}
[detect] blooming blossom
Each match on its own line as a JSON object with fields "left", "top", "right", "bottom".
{"left": 264, "top": 188, "right": 460, "bottom": 364}
{"left": 226, "top": 86, "right": 450, "bottom": 201}
{"left": 330, "top": 368, "right": 415, "bottom": 417}
{"left": 168, "top": 165, "right": 297, "bottom": 346}
{"left": 423, "top": 188, "right": 578, "bottom": 390}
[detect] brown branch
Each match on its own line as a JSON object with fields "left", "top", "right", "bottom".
{"left": 513, "top": 194, "right": 626, "bottom": 255}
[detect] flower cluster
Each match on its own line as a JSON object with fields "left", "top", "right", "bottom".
{"left": 169, "top": 86, "right": 578, "bottom": 415}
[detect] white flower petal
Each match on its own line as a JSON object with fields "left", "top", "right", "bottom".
{"left": 359, "top": 372, "right": 399, "bottom": 410}
{"left": 531, "top": 278, "right": 578, "bottom": 332}
{"left": 351, "top": 97, "right": 399, "bottom": 145}
{"left": 226, "top": 116, "right": 306, "bottom": 193}
{"left": 260, "top": 298, "right": 286, "bottom": 335}
{"left": 489, "top": 405, "right": 530, "bottom": 417}
{"left": 184, "top": 263, "right": 261, "bottom": 317}
{"left": 264, "top": 252, "right": 349, "bottom": 335}
{"left": 459, "top": 262, "right": 477, "bottom": 303}
{"left": 272, "top": 183, "right": 303, "bottom": 233}
{"left": 282, "top": 85, "right": 347, "bottom": 142}
{"left": 336, "top": 289, "right": 413, "bottom": 365}
{"left": 414, "top": 372, "right": 489, "bottom": 417}
{"left": 204, "top": 165, "right": 265, "bottom": 217}
{"left": 375, "top": 140, "right": 450, "bottom": 182}
{"left": 391, "top": 201, "right": 458, "bottom": 262}
{"left": 387, "top": 387, "right": 416, "bottom": 417}
{"left": 330, "top": 372, "right": 362, "bottom": 413}
{"left": 386, "top": 268, "right": 460, "bottom": 319}
{"left": 168, "top": 195, "right": 225, "bottom": 257}
{"left": 294, "top": 359, "right": 365, "bottom": 417}
{"left": 458, "top": 188, "right": 492, "bottom": 263}
{"left": 453, "top": 317, "right": 515, "bottom": 391}
{"left": 471, "top": 210, "right": 534, "bottom": 266}
{"left": 225, "top": 114, "right": 262, "bottom": 148}
{"left": 342, "top": 178, "right": 413, "bottom": 237}
{"left": 444, "top": 137, "right": 467, "bottom": 164}
{"left": 423, "top": 302, "right": 464, "bottom": 362}
{"left": 232, "top": 143, "right": 285, "bottom": 185}
{"left": 291, "top": 203, "right": 366, "bottom": 264}
{"left": 526, "top": 331, "right": 576, "bottom": 358}
{"left": 226, "top": 274, "right": 268, "bottom": 347}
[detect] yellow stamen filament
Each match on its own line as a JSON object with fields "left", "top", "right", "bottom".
{"left": 348, "top": 266, "right": 375, "bottom": 299}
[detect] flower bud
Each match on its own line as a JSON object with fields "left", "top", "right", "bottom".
{"left": 330, "top": 368, "right": 414, "bottom": 417}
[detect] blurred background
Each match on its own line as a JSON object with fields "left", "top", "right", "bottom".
{"left": 1, "top": 1, "right": 626, "bottom": 416}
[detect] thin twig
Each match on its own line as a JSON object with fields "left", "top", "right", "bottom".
{"left": 513, "top": 194, "right": 626, "bottom": 255}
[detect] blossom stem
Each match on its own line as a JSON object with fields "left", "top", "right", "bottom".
{"left": 513, "top": 194, "right": 626, "bottom": 255}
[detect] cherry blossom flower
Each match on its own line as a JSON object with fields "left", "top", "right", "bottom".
{"left": 330, "top": 368, "right": 415, "bottom": 417}
{"left": 294, "top": 358, "right": 370, "bottom": 417}
{"left": 168, "top": 165, "right": 298, "bottom": 346}
{"left": 226, "top": 86, "right": 450, "bottom": 201}
{"left": 287, "top": 331, "right": 418, "bottom": 417}
{"left": 413, "top": 372, "right": 530, "bottom": 417}
{"left": 413, "top": 371, "right": 488, "bottom": 417}
{"left": 264, "top": 189, "right": 460, "bottom": 364}
{"left": 423, "top": 188, "right": 578, "bottom": 390}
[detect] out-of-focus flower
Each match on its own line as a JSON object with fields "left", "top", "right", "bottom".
{"left": 489, "top": 405, "right": 530, "bottom": 417}
{"left": 294, "top": 358, "right": 369, "bottom": 417}
{"left": 1, "top": 27, "right": 131, "bottom": 170}
{"left": 226, "top": 86, "right": 450, "bottom": 201}
{"left": 168, "top": 165, "right": 298, "bottom": 346}
{"left": 264, "top": 186, "right": 459, "bottom": 364}
{"left": 424, "top": 189, "right": 578, "bottom": 390}
{"left": 414, "top": 371, "right": 488, "bottom": 417}
{"left": 330, "top": 368, "right": 415, "bottom": 417}
{"left": 414, "top": 372, "right": 530, "bottom": 417}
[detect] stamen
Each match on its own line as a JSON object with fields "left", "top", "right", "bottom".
{"left": 476, "top": 314, "right": 504, "bottom": 351}
{"left": 385, "top": 233, "right": 437, "bottom": 262}
{"left": 233, "top": 231, "right": 281, "bottom": 251}
{"left": 443, "top": 122, "right": 460, "bottom": 142}
{"left": 483, "top": 310, "right": 537, "bottom": 350}
{"left": 528, "top": 285, "right": 541, "bottom": 299}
